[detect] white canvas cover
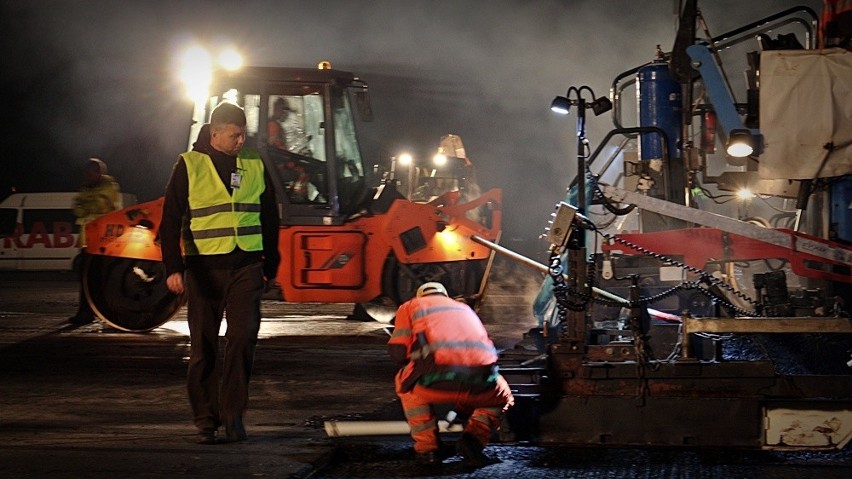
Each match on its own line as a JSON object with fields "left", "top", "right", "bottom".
{"left": 759, "top": 48, "right": 852, "bottom": 179}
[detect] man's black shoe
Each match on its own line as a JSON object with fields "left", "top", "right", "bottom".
{"left": 456, "top": 433, "right": 492, "bottom": 469}
{"left": 223, "top": 421, "right": 247, "bottom": 443}
{"left": 68, "top": 314, "right": 95, "bottom": 325}
{"left": 415, "top": 450, "right": 441, "bottom": 465}
{"left": 196, "top": 429, "right": 216, "bottom": 445}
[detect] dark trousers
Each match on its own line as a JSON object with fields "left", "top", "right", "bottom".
{"left": 185, "top": 262, "right": 264, "bottom": 432}
{"left": 396, "top": 383, "right": 505, "bottom": 454}
{"left": 74, "top": 250, "right": 95, "bottom": 318}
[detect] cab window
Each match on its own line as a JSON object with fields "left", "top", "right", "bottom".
{"left": 264, "top": 93, "right": 328, "bottom": 204}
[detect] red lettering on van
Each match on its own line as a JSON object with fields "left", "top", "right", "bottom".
{"left": 3, "top": 222, "right": 77, "bottom": 249}
{"left": 3, "top": 224, "right": 25, "bottom": 248}
{"left": 53, "top": 221, "right": 75, "bottom": 248}
{"left": 25, "top": 222, "right": 51, "bottom": 248}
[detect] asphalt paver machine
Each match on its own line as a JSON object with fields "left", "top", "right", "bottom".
{"left": 494, "top": 2, "right": 852, "bottom": 450}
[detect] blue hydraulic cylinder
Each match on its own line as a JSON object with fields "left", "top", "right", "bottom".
{"left": 637, "top": 61, "right": 682, "bottom": 163}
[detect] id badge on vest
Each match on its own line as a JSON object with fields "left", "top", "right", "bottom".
{"left": 230, "top": 172, "right": 242, "bottom": 189}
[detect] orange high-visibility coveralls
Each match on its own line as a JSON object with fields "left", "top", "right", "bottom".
{"left": 388, "top": 294, "right": 513, "bottom": 454}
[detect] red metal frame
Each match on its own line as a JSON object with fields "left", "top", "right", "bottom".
{"left": 602, "top": 227, "right": 852, "bottom": 283}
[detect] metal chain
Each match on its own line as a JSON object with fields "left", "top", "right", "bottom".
{"left": 548, "top": 250, "right": 588, "bottom": 319}
{"left": 597, "top": 230, "right": 763, "bottom": 317}
{"left": 583, "top": 165, "right": 763, "bottom": 316}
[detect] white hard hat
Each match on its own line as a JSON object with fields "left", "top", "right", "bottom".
{"left": 416, "top": 282, "right": 448, "bottom": 298}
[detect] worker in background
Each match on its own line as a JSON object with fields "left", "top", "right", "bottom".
{"left": 267, "top": 97, "right": 319, "bottom": 202}
{"left": 266, "top": 97, "right": 292, "bottom": 152}
{"left": 388, "top": 282, "right": 515, "bottom": 468}
{"left": 267, "top": 96, "right": 313, "bottom": 157}
{"left": 68, "top": 158, "right": 121, "bottom": 325}
{"left": 160, "top": 102, "right": 280, "bottom": 445}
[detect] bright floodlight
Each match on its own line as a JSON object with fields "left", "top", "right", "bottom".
{"left": 726, "top": 129, "right": 754, "bottom": 158}
{"left": 219, "top": 48, "right": 243, "bottom": 71}
{"left": 398, "top": 153, "right": 413, "bottom": 166}
{"left": 179, "top": 46, "right": 213, "bottom": 102}
{"left": 433, "top": 153, "right": 447, "bottom": 167}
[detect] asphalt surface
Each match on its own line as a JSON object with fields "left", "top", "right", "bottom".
{"left": 0, "top": 258, "right": 541, "bottom": 478}
{"left": 1, "top": 260, "right": 850, "bottom": 478}
{"left": 0, "top": 281, "right": 395, "bottom": 478}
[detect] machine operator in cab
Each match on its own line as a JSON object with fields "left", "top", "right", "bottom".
{"left": 160, "top": 101, "right": 280, "bottom": 445}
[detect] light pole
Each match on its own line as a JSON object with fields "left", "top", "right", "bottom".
{"left": 550, "top": 86, "right": 611, "bottom": 220}
{"left": 549, "top": 85, "right": 611, "bottom": 345}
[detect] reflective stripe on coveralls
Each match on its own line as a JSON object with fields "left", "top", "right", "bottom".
{"left": 397, "top": 383, "right": 504, "bottom": 453}
{"left": 389, "top": 293, "right": 504, "bottom": 453}
{"left": 390, "top": 294, "right": 498, "bottom": 390}
{"left": 183, "top": 150, "right": 265, "bottom": 255}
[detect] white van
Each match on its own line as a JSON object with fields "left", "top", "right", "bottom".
{"left": 0, "top": 192, "right": 137, "bottom": 271}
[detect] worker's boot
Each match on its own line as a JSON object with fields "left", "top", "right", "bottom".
{"left": 455, "top": 433, "right": 492, "bottom": 468}
{"left": 222, "top": 418, "right": 247, "bottom": 443}
{"left": 436, "top": 439, "right": 456, "bottom": 460}
{"left": 196, "top": 428, "right": 217, "bottom": 445}
{"left": 414, "top": 450, "right": 441, "bottom": 465}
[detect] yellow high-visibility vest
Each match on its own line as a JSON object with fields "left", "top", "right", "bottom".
{"left": 183, "top": 150, "right": 265, "bottom": 255}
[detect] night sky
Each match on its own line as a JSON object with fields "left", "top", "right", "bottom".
{"left": 0, "top": 0, "right": 821, "bottom": 250}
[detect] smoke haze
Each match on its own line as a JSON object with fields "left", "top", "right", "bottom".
{"left": 0, "top": 0, "right": 821, "bottom": 254}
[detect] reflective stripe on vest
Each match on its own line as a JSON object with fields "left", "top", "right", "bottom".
{"left": 408, "top": 295, "right": 498, "bottom": 367}
{"left": 183, "top": 150, "right": 265, "bottom": 255}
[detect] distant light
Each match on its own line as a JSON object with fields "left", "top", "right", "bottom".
{"left": 736, "top": 188, "right": 755, "bottom": 200}
{"left": 433, "top": 153, "right": 447, "bottom": 167}
{"left": 218, "top": 49, "right": 243, "bottom": 71}
{"left": 398, "top": 152, "right": 413, "bottom": 166}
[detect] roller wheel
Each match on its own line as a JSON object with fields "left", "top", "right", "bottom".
{"left": 355, "top": 256, "right": 489, "bottom": 323}
{"left": 83, "top": 255, "right": 185, "bottom": 332}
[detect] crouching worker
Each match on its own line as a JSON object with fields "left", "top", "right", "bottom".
{"left": 388, "top": 282, "right": 515, "bottom": 468}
